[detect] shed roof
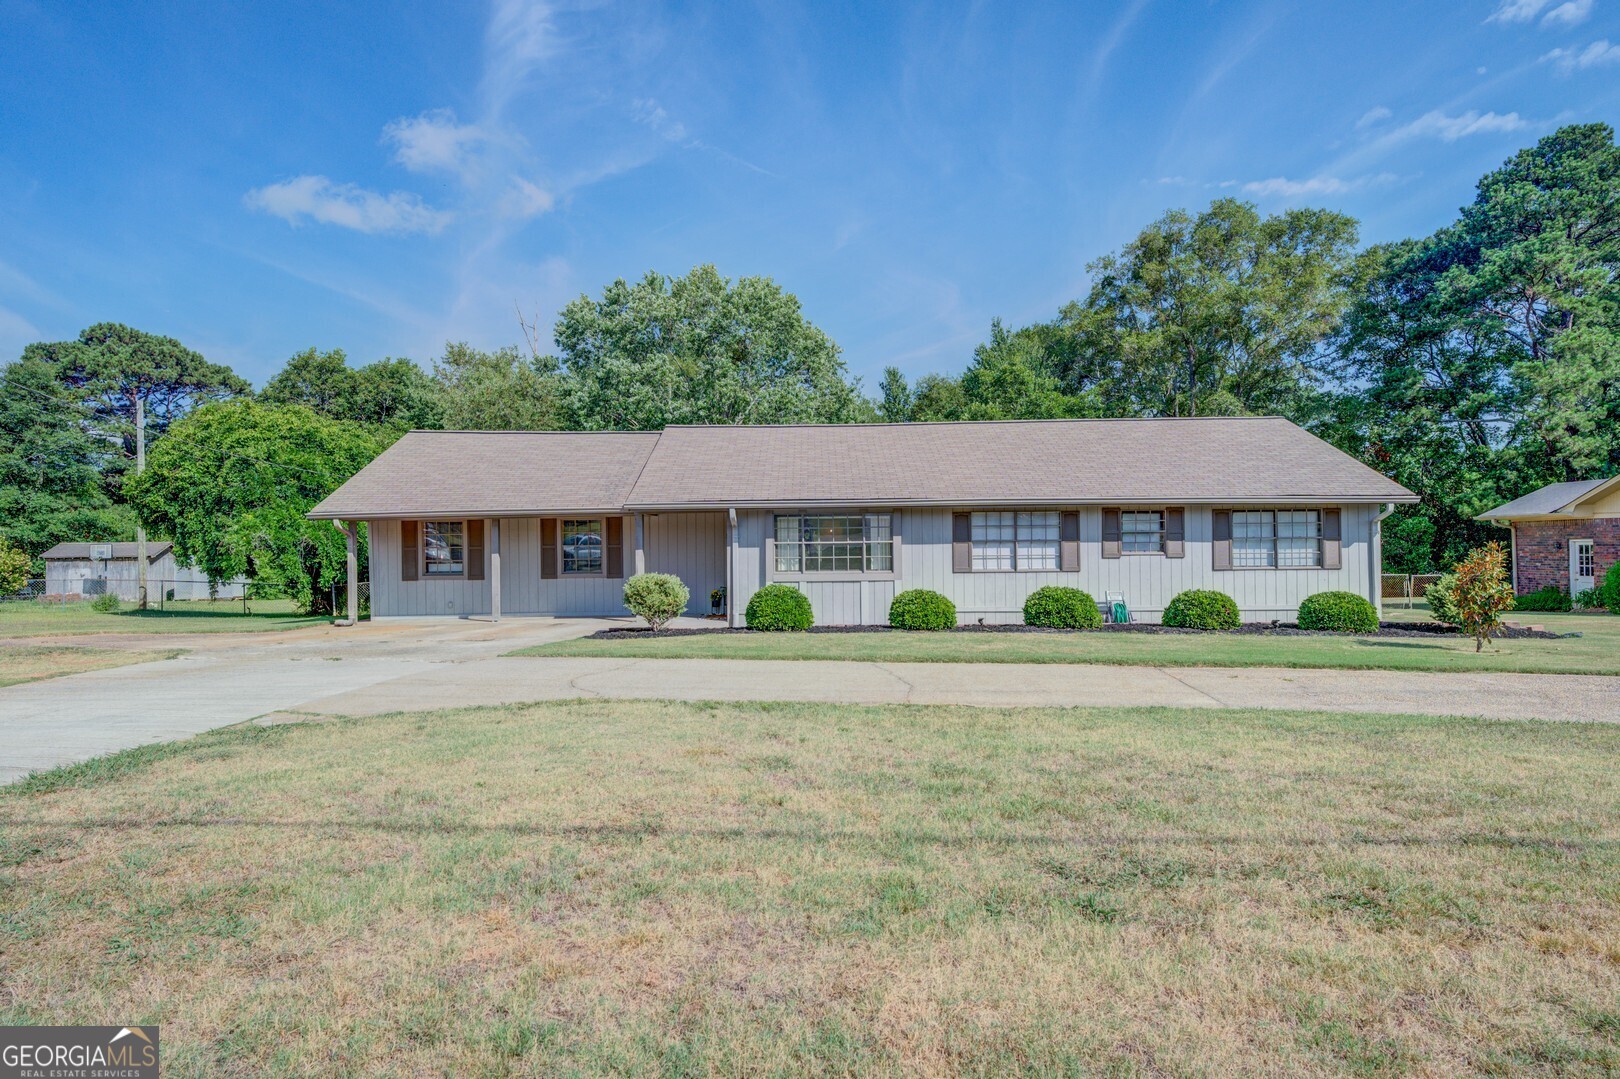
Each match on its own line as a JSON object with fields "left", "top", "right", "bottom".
{"left": 41, "top": 542, "right": 172, "bottom": 562}
{"left": 308, "top": 430, "right": 662, "bottom": 519}
{"left": 1477, "top": 477, "right": 1615, "bottom": 520}
{"left": 623, "top": 418, "right": 1416, "bottom": 508}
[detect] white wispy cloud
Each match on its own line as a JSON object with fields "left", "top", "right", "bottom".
{"left": 1542, "top": 38, "right": 1620, "bottom": 71}
{"left": 631, "top": 98, "right": 688, "bottom": 142}
{"left": 244, "top": 176, "right": 453, "bottom": 234}
{"left": 1389, "top": 109, "right": 1530, "bottom": 141}
{"left": 499, "top": 176, "right": 556, "bottom": 219}
{"left": 1241, "top": 172, "right": 1399, "bottom": 198}
{"left": 1486, "top": 0, "right": 1551, "bottom": 23}
{"left": 383, "top": 109, "right": 492, "bottom": 177}
{"left": 1355, "top": 106, "right": 1393, "bottom": 130}
{"left": 1541, "top": 0, "right": 1594, "bottom": 25}
{"left": 482, "top": 0, "right": 558, "bottom": 119}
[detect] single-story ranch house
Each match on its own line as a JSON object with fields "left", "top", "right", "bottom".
{"left": 308, "top": 417, "right": 1418, "bottom": 626}
{"left": 1479, "top": 476, "right": 1619, "bottom": 597}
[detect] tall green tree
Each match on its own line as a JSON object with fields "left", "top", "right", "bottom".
{"left": 263, "top": 348, "right": 443, "bottom": 429}
{"left": 1335, "top": 124, "right": 1620, "bottom": 570}
{"left": 958, "top": 319, "right": 1102, "bottom": 419}
{"left": 0, "top": 356, "right": 133, "bottom": 565}
{"left": 433, "top": 343, "right": 560, "bottom": 430}
{"left": 1064, "top": 199, "right": 1361, "bottom": 418}
{"left": 550, "top": 265, "right": 866, "bottom": 429}
{"left": 876, "top": 366, "right": 914, "bottom": 422}
{"left": 127, "top": 400, "right": 386, "bottom": 613}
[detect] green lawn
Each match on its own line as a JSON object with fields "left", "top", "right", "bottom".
{"left": 0, "top": 644, "right": 180, "bottom": 687}
{"left": 2, "top": 700, "right": 1616, "bottom": 1074}
{"left": 0, "top": 598, "right": 326, "bottom": 638}
{"left": 520, "top": 605, "right": 1620, "bottom": 675}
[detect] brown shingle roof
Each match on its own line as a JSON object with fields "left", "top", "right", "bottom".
{"left": 1477, "top": 478, "right": 1613, "bottom": 520}
{"left": 623, "top": 418, "right": 1417, "bottom": 508}
{"left": 307, "top": 430, "right": 661, "bottom": 519}
{"left": 307, "top": 418, "right": 1416, "bottom": 519}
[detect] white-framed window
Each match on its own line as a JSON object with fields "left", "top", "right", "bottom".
{"left": 423, "top": 520, "right": 465, "bottom": 576}
{"left": 1232, "top": 510, "right": 1321, "bottom": 568}
{"left": 775, "top": 514, "right": 893, "bottom": 574}
{"left": 972, "top": 511, "right": 1059, "bottom": 571}
{"left": 1121, "top": 510, "right": 1165, "bottom": 554}
{"left": 562, "top": 519, "right": 605, "bottom": 575}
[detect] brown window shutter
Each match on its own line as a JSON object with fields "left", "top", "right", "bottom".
{"left": 541, "top": 518, "right": 559, "bottom": 579}
{"left": 1165, "top": 507, "right": 1185, "bottom": 559}
{"left": 1212, "top": 510, "right": 1232, "bottom": 571}
{"left": 400, "top": 520, "right": 419, "bottom": 582}
{"left": 605, "top": 516, "right": 625, "bottom": 578}
{"left": 1101, "top": 508, "right": 1122, "bottom": 559}
{"left": 1321, "top": 508, "right": 1342, "bottom": 570}
{"left": 952, "top": 512, "right": 972, "bottom": 573}
{"left": 1059, "top": 511, "right": 1080, "bottom": 571}
{"left": 466, "top": 519, "right": 485, "bottom": 581}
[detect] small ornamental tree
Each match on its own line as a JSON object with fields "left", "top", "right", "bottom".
{"left": 623, "top": 573, "right": 688, "bottom": 630}
{"left": 0, "top": 537, "right": 31, "bottom": 596}
{"left": 1452, "top": 541, "right": 1516, "bottom": 653}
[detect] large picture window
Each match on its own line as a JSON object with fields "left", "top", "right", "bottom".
{"left": 972, "top": 511, "right": 1059, "bottom": 571}
{"left": 775, "top": 514, "right": 893, "bottom": 574}
{"left": 562, "top": 519, "right": 605, "bottom": 575}
{"left": 423, "top": 520, "right": 465, "bottom": 575}
{"left": 1232, "top": 510, "right": 1321, "bottom": 568}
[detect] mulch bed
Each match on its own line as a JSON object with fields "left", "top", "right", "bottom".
{"left": 590, "top": 621, "right": 1572, "bottom": 641}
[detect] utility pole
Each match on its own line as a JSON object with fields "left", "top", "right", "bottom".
{"left": 135, "top": 392, "right": 147, "bottom": 609}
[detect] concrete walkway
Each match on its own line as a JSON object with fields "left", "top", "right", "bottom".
{"left": 3, "top": 618, "right": 1618, "bottom": 783}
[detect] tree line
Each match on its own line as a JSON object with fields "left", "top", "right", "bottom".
{"left": 2, "top": 123, "right": 1615, "bottom": 609}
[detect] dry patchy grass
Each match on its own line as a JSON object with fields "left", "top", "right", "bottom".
{"left": 2, "top": 701, "right": 1618, "bottom": 1076}
{"left": 0, "top": 645, "right": 179, "bottom": 687}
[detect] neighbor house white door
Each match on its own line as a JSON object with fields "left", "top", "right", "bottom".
{"left": 1571, "top": 538, "right": 1595, "bottom": 594}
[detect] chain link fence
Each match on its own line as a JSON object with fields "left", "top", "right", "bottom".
{"left": 6, "top": 577, "right": 257, "bottom": 612}
{"left": 1382, "top": 573, "right": 1444, "bottom": 607}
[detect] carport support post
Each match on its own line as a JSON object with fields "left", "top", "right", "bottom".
{"left": 489, "top": 518, "right": 501, "bottom": 622}
{"left": 727, "top": 507, "right": 738, "bottom": 628}
{"left": 633, "top": 513, "right": 646, "bottom": 576}
{"left": 343, "top": 520, "right": 358, "bottom": 625}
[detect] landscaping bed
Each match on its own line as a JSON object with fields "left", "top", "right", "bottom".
{"left": 588, "top": 620, "right": 1572, "bottom": 641}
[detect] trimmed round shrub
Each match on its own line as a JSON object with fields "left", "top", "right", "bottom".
{"left": 1297, "top": 590, "right": 1379, "bottom": 633}
{"left": 1162, "top": 589, "right": 1240, "bottom": 630}
{"left": 1513, "top": 585, "right": 1572, "bottom": 612}
{"left": 622, "top": 572, "right": 689, "bottom": 630}
{"left": 1424, "top": 572, "right": 1462, "bottom": 626}
{"left": 888, "top": 589, "right": 957, "bottom": 631}
{"left": 745, "top": 584, "right": 813, "bottom": 631}
{"left": 1023, "top": 586, "right": 1103, "bottom": 629}
{"left": 90, "top": 592, "right": 122, "bottom": 613}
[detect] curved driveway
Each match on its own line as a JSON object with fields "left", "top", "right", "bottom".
{"left": 3, "top": 618, "right": 1618, "bottom": 783}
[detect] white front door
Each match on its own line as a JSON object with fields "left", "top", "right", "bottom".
{"left": 1571, "top": 538, "right": 1595, "bottom": 594}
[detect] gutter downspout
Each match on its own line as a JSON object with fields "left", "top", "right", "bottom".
{"left": 727, "top": 508, "right": 738, "bottom": 628}
{"left": 1371, "top": 503, "right": 1396, "bottom": 619}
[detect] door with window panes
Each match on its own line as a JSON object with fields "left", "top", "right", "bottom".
{"left": 1571, "top": 539, "right": 1595, "bottom": 595}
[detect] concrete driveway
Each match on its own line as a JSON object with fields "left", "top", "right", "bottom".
{"left": 3, "top": 618, "right": 1618, "bottom": 784}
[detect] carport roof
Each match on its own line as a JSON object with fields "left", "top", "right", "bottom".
{"left": 307, "top": 430, "right": 661, "bottom": 519}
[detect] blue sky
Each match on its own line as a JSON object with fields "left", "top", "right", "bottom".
{"left": 1, "top": 0, "right": 1617, "bottom": 391}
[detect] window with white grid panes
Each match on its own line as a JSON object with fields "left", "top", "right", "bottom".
{"left": 774, "top": 514, "right": 892, "bottom": 574}
{"left": 1121, "top": 510, "right": 1164, "bottom": 554}
{"left": 1231, "top": 510, "right": 1321, "bottom": 568}
{"left": 972, "top": 511, "right": 1060, "bottom": 570}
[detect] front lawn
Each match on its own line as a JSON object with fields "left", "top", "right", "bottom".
{"left": 0, "top": 645, "right": 180, "bottom": 688}
{"left": 519, "top": 609, "right": 1620, "bottom": 675}
{"left": 3, "top": 700, "right": 1617, "bottom": 1074}
{"left": 0, "top": 598, "right": 326, "bottom": 638}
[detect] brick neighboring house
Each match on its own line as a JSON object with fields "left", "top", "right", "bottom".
{"left": 1478, "top": 477, "right": 1620, "bottom": 597}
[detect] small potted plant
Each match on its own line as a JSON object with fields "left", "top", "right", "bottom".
{"left": 710, "top": 586, "right": 726, "bottom": 616}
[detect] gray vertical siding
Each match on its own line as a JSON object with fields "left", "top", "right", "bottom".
{"left": 728, "top": 505, "right": 1378, "bottom": 625}
{"left": 370, "top": 503, "right": 1381, "bottom": 623}
{"left": 644, "top": 512, "right": 727, "bottom": 612}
